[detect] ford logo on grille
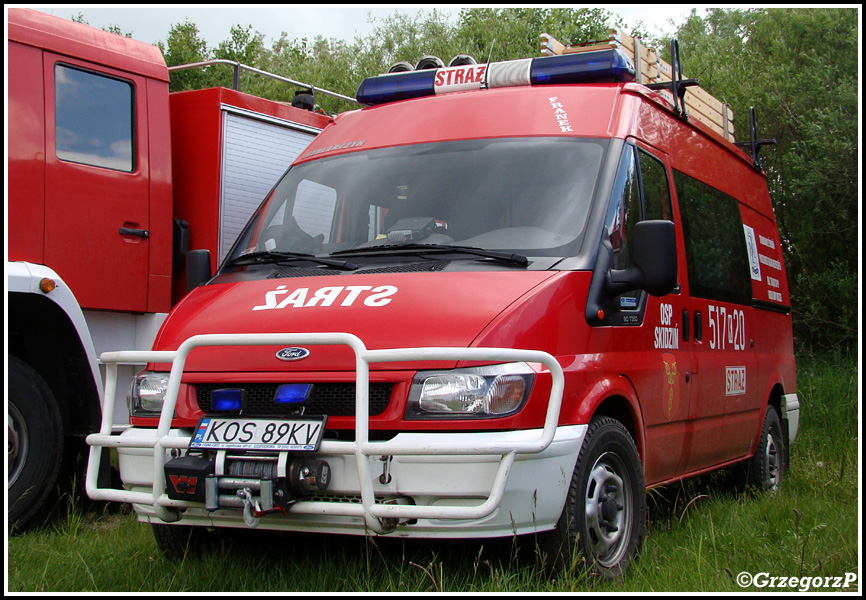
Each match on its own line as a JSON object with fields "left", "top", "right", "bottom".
{"left": 276, "top": 347, "right": 311, "bottom": 361}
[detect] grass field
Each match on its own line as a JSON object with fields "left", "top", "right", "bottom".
{"left": 6, "top": 352, "right": 860, "bottom": 592}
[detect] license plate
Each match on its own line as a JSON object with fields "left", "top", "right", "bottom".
{"left": 189, "top": 416, "right": 326, "bottom": 451}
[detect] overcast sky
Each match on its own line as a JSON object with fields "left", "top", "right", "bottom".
{"left": 17, "top": 5, "right": 700, "bottom": 50}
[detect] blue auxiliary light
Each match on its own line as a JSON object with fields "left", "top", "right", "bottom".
{"left": 356, "top": 48, "right": 635, "bottom": 105}
{"left": 275, "top": 383, "right": 313, "bottom": 404}
{"left": 530, "top": 51, "right": 635, "bottom": 85}
{"left": 212, "top": 388, "right": 248, "bottom": 412}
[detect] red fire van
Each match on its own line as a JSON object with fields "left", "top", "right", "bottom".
{"left": 86, "top": 47, "right": 799, "bottom": 577}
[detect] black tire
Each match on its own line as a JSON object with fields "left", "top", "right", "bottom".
{"left": 152, "top": 523, "right": 266, "bottom": 561}
{"left": 8, "top": 356, "right": 64, "bottom": 530}
{"left": 152, "top": 523, "right": 215, "bottom": 561}
{"left": 747, "top": 405, "right": 785, "bottom": 492}
{"left": 538, "top": 417, "right": 646, "bottom": 578}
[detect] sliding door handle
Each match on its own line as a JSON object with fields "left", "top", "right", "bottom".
{"left": 119, "top": 227, "right": 150, "bottom": 238}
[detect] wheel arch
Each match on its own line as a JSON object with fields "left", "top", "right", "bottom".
{"left": 561, "top": 373, "right": 646, "bottom": 464}
{"left": 8, "top": 290, "right": 102, "bottom": 439}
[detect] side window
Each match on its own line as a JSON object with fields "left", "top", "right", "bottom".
{"left": 674, "top": 170, "right": 752, "bottom": 304}
{"left": 605, "top": 145, "right": 673, "bottom": 310}
{"left": 639, "top": 151, "right": 673, "bottom": 222}
{"left": 54, "top": 64, "right": 134, "bottom": 172}
{"left": 605, "top": 146, "right": 640, "bottom": 272}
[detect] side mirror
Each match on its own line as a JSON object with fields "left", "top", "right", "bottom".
{"left": 186, "top": 249, "right": 212, "bottom": 292}
{"left": 608, "top": 220, "right": 677, "bottom": 297}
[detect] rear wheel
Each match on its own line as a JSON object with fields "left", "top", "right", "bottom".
{"left": 8, "top": 357, "right": 64, "bottom": 530}
{"left": 538, "top": 416, "right": 646, "bottom": 578}
{"left": 748, "top": 406, "right": 786, "bottom": 492}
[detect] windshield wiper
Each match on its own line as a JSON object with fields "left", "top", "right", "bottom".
{"left": 224, "top": 251, "right": 358, "bottom": 271}
{"left": 332, "top": 243, "right": 528, "bottom": 267}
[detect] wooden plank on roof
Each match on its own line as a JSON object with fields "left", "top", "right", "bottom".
{"left": 540, "top": 31, "right": 736, "bottom": 141}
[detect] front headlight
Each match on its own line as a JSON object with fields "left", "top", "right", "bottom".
{"left": 128, "top": 371, "right": 170, "bottom": 417}
{"left": 405, "top": 362, "right": 535, "bottom": 419}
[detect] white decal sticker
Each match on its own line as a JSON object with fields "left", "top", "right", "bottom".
{"left": 434, "top": 64, "right": 487, "bottom": 93}
{"left": 759, "top": 254, "right": 782, "bottom": 271}
{"left": 744, "top": 225, "right": 762, "bottom": 281}
{"left": 759, "top": 234, "right": 776, "bottom": 250}
{"left": 708, "top": 305, "right": 746, "bottom": 351}
{"left": 548, "top": 97, "right": 573, "bottom": 133}
{"left": 725, "top": 366, "right": 747, "bottom": 396}
{"left": 364, "top": 285, "right": 398, "bottom": 306}
{"left": 654, "top": 303, "right": 679, "bottom": 349}
{"left": 254, "top": 285, "right": 397, "bottom": 311}
{"left": 302, "top": 140, "right": 366, "bottom": 160}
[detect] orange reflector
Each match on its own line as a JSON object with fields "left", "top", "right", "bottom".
{"left": 597, "top": 309, "right": 605, "bottom": 320}
{"left": 39, "top": 278, "right": 56, "bottom": 293}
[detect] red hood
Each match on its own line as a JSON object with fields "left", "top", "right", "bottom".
{"left": 154, "top": 271, "right": 558, "bottom": 373}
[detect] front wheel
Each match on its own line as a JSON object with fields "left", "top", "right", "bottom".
{"left": 538, "top": 417, "right": 646, "bottom": 578}
{"left": 152, "top": 523, "right": 219, "bottom": 561}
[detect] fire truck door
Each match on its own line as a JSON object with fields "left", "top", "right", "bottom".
{"left": 43, "top": 53, "right": 151, "bottom": 312}
{"left": 606, "top": 143, "right": 693, "bottom": 486}
{"left": 673, "top": 170, "right": 759, "bottom": 474}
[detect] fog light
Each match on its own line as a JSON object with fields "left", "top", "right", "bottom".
{"left": 212, "top": 388, "right": 247, "bottom": 412}
{"left": 275, "top": 383, "right": 312, "bottom": 404}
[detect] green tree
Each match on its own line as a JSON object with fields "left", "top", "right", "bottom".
{"left": 70, "top": 12, "right": 133, "bottom": 38}
{"left": 456, "top": 7, "right": 614, "bottom": 61}
{"left": 157, "top": 19, "right": 214, "bottom": 92}
{"left": 211, "top": 24, "right": 269, "bottom": 92}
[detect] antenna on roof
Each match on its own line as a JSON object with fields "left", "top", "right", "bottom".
{"left": 482, "top": 39, "right": 496, "bottom": 89}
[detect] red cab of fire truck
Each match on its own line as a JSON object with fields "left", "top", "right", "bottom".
{"left": 7, "top": 7, "right": 336, "bottom": 528}
{"left": 85, "top": 45, "right": 799, "bottom": 577}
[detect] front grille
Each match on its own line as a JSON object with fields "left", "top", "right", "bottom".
{"left": 195, "top": 383, "right": 394, "bottom": 417}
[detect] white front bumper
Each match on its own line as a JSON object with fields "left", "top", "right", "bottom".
{"left": 86, "top": 332, "right": 577, "bottom": 538}
{"left": 118, "top": 425, "right": 585, "bottom": 537}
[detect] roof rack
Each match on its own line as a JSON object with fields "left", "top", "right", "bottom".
{"left": 168, "top": 60, "right": 362, "bottom": 106}
{"left": 734, "top": 107, "right": 777, "bottom": 171}
{"left": 542, "top": 29, "right": 735, "bottom": 142}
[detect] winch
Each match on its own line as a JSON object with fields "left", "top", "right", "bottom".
{"left": 164, "top": 451, "right": 331, "bottom": 526}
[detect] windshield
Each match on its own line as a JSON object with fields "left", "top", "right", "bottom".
{"left": 226, "top": 137, "right": 607, "bottom": 264}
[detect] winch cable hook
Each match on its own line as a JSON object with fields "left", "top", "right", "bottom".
{"left": 238, "top": 487, "right": 262, "bottom": 528}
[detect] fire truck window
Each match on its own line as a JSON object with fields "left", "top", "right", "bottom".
{"left": 605, "top": 146, "right": 675, "bottom": 313}
{"left": 54, "top": 64, "right": 134, "bottom": 172}
{"left": 605, "top": 145, "right": 640, "bottom": 271}
{"left": 233, "top": 137, "right": 607, "bottom": 262}
{"left": 292, "top": 180, "right": 337, "bottom": 243}
{"left": 638, "top": 150, "right": 673, "bottom": 222}
{"left": 674, "top": 171, "right": 752, "bottom": 305}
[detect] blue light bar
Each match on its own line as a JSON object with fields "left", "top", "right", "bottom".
{"left": 275, "top": 383, "right": 313, "bottom": 404}
{"left": 530, "top": 51, "right": 635, "bottom": 85}
{"left": 356, "top": 48, "right": 635, "bottom": 105}
{"left": 212, "top": 389, "right": 247, "bottom": 412}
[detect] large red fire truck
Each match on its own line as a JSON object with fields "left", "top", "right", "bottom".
{"left": 7, "top": 7, "right": 348, "bottom": 528}
{"left": 83, "top": 25, "right": 799, "bottom": 577}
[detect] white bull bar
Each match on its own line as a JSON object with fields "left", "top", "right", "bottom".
{"left": 85, "top": 333, "right": 564, "bottom": 533}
